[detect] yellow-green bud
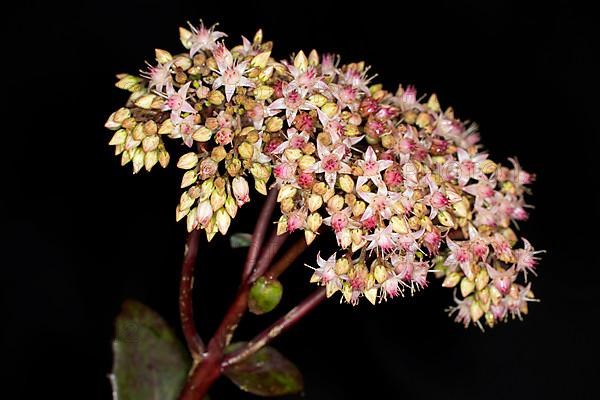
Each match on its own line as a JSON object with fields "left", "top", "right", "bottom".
{"left": 277, "top": 184, "right": 297, "bottom": 202}
{"left": 225, "top": 195, "right": 238, "bottom": 218}
{"left": 307, "top": 194, "right": 323, "bottom": 212}
{"left": 215, "top": 208, "right": 231, "bottom": 235}
{"left": 193, "top": 126, "right": 212, "bottom": 142}
{"left": 109, "top": 129, "right": 127, "bottom": 146}
{"left": 460, "top": 278, "right": 475, "bottom": 297}
{"left": 307, "top": 212, "right": 322, "bottom": 232}
{"left": 177, "top": 152, "right": 199, "bottom": 169}
{"left": 238, "top": 141, "right": 254, "bottom": 160}
{"left": 144, "top": 150, "right": 158, "bottom": 171}
{"left": 327, "top": 195, "right": 345, "bottom": 212}
{"left": 442, "top": 271, "right": 461, "bottom": 288}
{"left": 265, "top": 117, "right": 283, "bottom": 132}
{"left": 338, "top": 174, "right": 355, "bottom": 193}
{"left": 475, "top": 268, "right": 489, "bottom": 291}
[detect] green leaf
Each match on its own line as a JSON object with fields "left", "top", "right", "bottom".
{"left": 230, "top": 232, "right": 253, "bottom": 248}
{"left": 248, "top": 277, "right": 283, "bottom": 315}
{"left": 224, "top": 342, "right": 303, "bottom": 396}
{"left": 111, "top": 299, "right": 191, "bottom": 400}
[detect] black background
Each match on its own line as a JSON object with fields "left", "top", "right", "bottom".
{"left": 2, "top": 1, "right": 598, "bottom": 399}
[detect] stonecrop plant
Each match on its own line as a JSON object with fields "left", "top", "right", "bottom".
{"left": 106, "top": 20, "right": 543, "bottom": 400}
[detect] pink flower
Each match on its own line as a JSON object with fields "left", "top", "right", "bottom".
{"left": 514, "top": 238, "right": 543, "bottom": 280}
{"left": 486, "top": 264, "right": 516, "bottom": 295}
{"left": 267, "top": 88, "right": 314, "bottom": 125}
{"left": 171, "top": 114, "right": 198, "bottom": 147}
{"left": 212, "top": 45, "right": 255, "bottom": 102}
{"left": 340, "top": 64, "right": 374, "bottom": 94}
{"left": 356, "top": 146, "right": 393, "bottom": 188}
{"left": 188, "top": 21, "right": 227, "bottom": 56}
{"left": 286, "top": 65, "right": 328, "bottom": 97}
{"left": 456, "top": 148, "right": 488, "bottom": 186}
{"left": 307, "top": 141, "right": 352, "bottom": 188}
{"left": 445, "top": 239, "right": 474, "bottom": 278}
{"left": 358, "top": 184, "right": 401, "bottom": 222}
{"left": 161, "top": 82, "right": 196, "bottom": 124}
{"left": 364, "top": 224, "right": 398, "bottom": 254}
{"left": 310, "top": 253, "right": 341, "bottom": 288}
{"left": 323, "top": 207, "right": 358, "bottom": 249}
{"left": 271, "top": 129, "right": 310, "bottom": 154}
{"left": 141, "top": 61, "right": 172, "bottom": 93}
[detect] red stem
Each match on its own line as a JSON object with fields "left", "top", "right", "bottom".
{"left": 265, "top": 237, "right": 308, "bottom": 280}
{"left": 249, "top": 230, "right": 289, "bottom": 282}
{"left": 179, "top": 189, "right": 281, "bottom": 399}
{"left": 179, "top": 229, "right": 204, "bottom": 359}
{"left": 222, "top": 288, "right": 327, "bottom": 368}
{"left": 241, "top": 189, "right": 279, "bottom": 282}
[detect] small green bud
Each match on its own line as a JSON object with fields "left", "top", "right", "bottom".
{"left": 248, "top": 277, "right": 283, "bottom": 315}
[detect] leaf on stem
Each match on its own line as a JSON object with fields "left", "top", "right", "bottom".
{"left": 224, "top": 342, "right": 304, "bottom": 396}
{"left": 111, "top": 299, "right": 191, "bottom": 400}
{"left": 230, "top": 232, "right": 253, "bottom": 248}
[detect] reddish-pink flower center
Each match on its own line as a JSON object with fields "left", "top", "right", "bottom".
{"left": 322, "top": 154, "right": 340, "bottom": 173}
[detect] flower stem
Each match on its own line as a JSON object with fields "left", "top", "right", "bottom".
{"left": 222, "top": 288, "right": 327, "bottom": 368}
{"left": 241, "top": 189, "right": 279, "bottom": 282}
{"left": 265, "top": 237, "right": 308, "bottom": 280}
{"left": 179, "top": 229, "right": 205, "bottom": 359}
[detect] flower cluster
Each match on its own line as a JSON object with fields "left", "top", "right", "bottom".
{"left": 105, "top": 21, "right": 542, "bottom": 328}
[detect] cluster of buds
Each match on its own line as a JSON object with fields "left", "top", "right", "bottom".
{"left": 105, "top": 21, "right": 542, "bottom": 328}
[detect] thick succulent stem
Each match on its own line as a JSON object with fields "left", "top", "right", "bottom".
{"left": 179, "top": 229, "right": 205, "bottom": 359}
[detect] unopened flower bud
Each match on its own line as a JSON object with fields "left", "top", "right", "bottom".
{"left": 374, "top": 264, "right": 388, "bottom": 284}
{"left": 352, "top": 200, "right": 366, "bottom": 217}
{"left": 187, "top": 207, "right": 198, "bottom": 232}
{"left": 276, "top": 215, "right": 288, "bottom": 235}
{"left": 321, "top": 102, "right": 339, "bottom": 118}
{"left": 134, "top": 94, "right": 157, "bottom": 110}
{"left": 442, "top": 271, "right": 461, "bottom": 288}
{"left": 177, "top": 152, "right": 199, "bottom": 169}
{"left": 144, "top": 150, "right": 158, "bottom": 171}
{"left": 280, "top": 197, "right": 295, "bottom": 213}
{"left": 327, "top": 195, "right": 345, "bottom": 212}
{"left": 210, "top": 188, "right": 226, "bottom": 211}
{"left": 460, "top": 278, "right": 475, "bottom": 297}
{"left": 437, "top": 210, "right": 456, "bottom": 228}
{"left": 265, "top": 117, "right": 283, "bottom": 132}
{"left": 159, "top": 119, "right": 175, "bottom": 135}
{"left": 196, "top": 200, "right": 213, "bottom": 226}
{"left": 225, "top": 195, "right": 238, "bottom": 218}
{"left": 308, "top": 93, "right": 327, "bottom": 107}
{"left": 109, "top": 129, "right": 127, "bottom": 146}
{"left": 470, "top": 300, "right": 484, "bottom": 322}
{"left": 208, "top": 90, "right": 225, "bottom": 105}
{"left": 254, "top": 85, "right": 274, "bottom": 100}
{"left": 338, "top": 174, "right": 355, "bottom": 193}
{"left": 142, "top": 135, "right": 159, "bottom": 152}
{"left": 307, "top": 194, "right": 323, "bottom": 212}
{"left": 390, "top": 215, "right": 410, "bottom": 234}
{"left": 231, "top": 176, "right": 249, "bottom": 206}
{"left": 475, "top": 269, "right": 489, "bottom": 291}
{"left": 215, "top": 208, "right": 231, "bottom": 234}
{"left": 158, "top": 145, "right": 170, "bottom": 167}
{"left": 193, "top": 126, "right": 212, "bottom": 142}
{"left": 277, "top": 184, "right": 297, "bottom": 202}
{"left": 238, "top": 141, "right": 254, "bottom": 160}
{"left": 307, "top": 212, "right": 322, "bottom": 232}
{"left": 181, "top": 170, "right": 197, "bottom": 188}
